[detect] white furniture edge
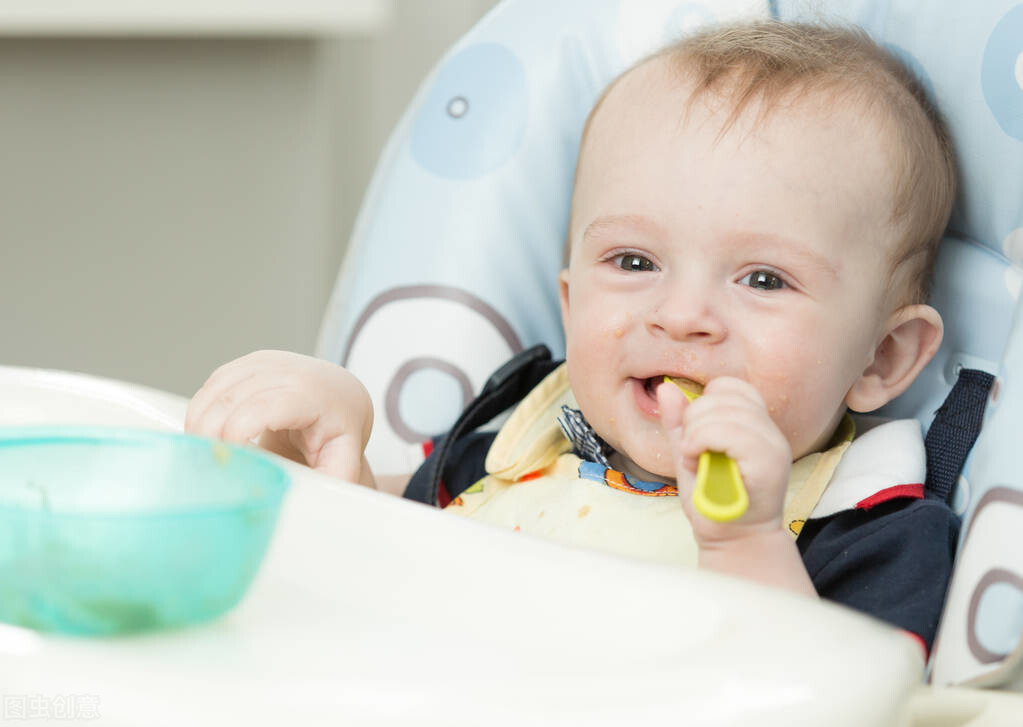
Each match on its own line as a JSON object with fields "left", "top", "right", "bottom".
{"left": 0, "top": 0, "right": 395, "bottom": 36}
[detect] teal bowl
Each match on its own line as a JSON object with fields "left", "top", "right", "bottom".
{"left": 0, "top": 427, "right": 289, "bottom": 636}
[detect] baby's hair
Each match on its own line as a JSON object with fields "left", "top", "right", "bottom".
{"left": 572, "top": 21, "right": 957, "bottom": 306}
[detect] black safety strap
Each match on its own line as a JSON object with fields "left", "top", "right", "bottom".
{"left": 924, "top": 368, "right": 996, "bottom": 503}
{"left": 417, "top": 344, "right": 559, "bottom": 506}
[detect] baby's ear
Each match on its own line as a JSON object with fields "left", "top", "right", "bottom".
{"left": 846, "top": 304, "right": 944, "bottom": 413}
{"left": 558, "top": 268, "right": 571, "bottom": 332}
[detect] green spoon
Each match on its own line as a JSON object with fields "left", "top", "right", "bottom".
{"left": 664, "top": 376, "right": 749, "bottom": 522}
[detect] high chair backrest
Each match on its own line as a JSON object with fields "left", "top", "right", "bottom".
{"left": 773, "top": 0, "right": 1023, "bottom": 690}
{"left": 317, "top": 0, "right": 1023, "bottom": 688}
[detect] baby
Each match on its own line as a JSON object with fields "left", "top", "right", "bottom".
{"left": 186, "top": 22, "right": 958, "bottom": 651}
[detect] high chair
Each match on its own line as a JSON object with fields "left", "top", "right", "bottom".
{"left": 316, "top": 0, "right": 1023, "bottom": 717}
{"left": 2, "top": 0, "right": 1021, "bottom": 723}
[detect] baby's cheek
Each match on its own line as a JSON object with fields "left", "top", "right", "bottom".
{"left": 645, "top": 440, "right": 679, "bottom": 479}
{"left": 750, "top": 360, "right": 797, "bottom": 411}
{"left": 595, "top": 310, "right": 632, "bottom": 340}
{"left": 568, "top": 306, "right": 626, "bottom": 346}
{"left": 763, "top": 386, "right": 845, "bottom": 458}
{"left": 751, "top": 362, "right": 822, "bottom": 442}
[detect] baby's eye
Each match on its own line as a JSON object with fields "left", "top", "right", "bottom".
{"left": 613, "top": 253, "right": 657, "bottom": 272}
{"left": 740, "top": 270, "right": 786, "bottom": 290}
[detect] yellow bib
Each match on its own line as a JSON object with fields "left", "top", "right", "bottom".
{"left": 447, "top": 364, "right": 854, "bottom": 565}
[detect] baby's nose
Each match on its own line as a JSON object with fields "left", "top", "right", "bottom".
{"left": 646, "top": 288, "right": 727, "bottom": 343}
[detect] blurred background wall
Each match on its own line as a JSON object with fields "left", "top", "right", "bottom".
{"left": 0, "top": 0, "right": 499, "bottom": 396}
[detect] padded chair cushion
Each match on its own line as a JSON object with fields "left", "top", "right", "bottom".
{"left": 317, "top": 0, "right": 1023, "bottom": 687}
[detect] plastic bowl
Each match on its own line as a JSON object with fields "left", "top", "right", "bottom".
{"left": 0, "top": 426, "right": 289, "bottom": 636}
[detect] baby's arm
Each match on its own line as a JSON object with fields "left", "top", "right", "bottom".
{"left": 186, "top": 350, "right": 379, "bottom": 488}
{"left": 657, "top": 379, "right": 817, "bottom": 597}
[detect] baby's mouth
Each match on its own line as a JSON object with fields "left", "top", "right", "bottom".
{"left": 632, "top": 375, "right": 705, "bottom": 418}
{"left": 641, "top": 375, "right": 703, "bottom": 397}
{"left": 663, "top": 375, "right": 704, "bottom": 395}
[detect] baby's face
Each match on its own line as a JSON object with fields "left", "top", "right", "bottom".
{"left": 561, "top": 58, "right": 901, "bottom": 480}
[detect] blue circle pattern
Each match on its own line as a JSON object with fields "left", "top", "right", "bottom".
{"left": 400, "top": 369, "right": 466, "bottom": 436}
{"left": 981, "top": 5, "right": 1023, "bottom": 141}
{"left": 410, "top": 43, "right": 529, "bottom": 179}
{"left": 976, "top": 580, "right": 1023, "bottom": 656}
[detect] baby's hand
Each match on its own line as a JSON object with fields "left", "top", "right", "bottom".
{"left": 185, "top": 350, "right": 373, "bottom": 484}
{"left": 657, "top": 377, "right": 792, "bottom": 545}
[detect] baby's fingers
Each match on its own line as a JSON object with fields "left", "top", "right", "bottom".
{"left": 185, "top": 355, "right": 272, "bottom": 434}
{"left": 656, "top": 381, "right": 699, "bottom": 473}
{"left": 311, "top": 434, "right": 366, "bottom": 484}
{"left": 680, "top": 416, "right": 791, "bottom": 514}
{"left": 702, "top": 377, "right": 767, "bottom": 409}
{"left": 680, "top": 416, "right": 777, "bottom": 464}
{"left": 187, "top": 371, "right": 291, "bottom": 441}
{"left": 216, "top": 389, "right": 320, "bottom": 446}
{"left": 656, "top": 378, "right": 689, "bottom": 430}
{"left": 185, "top": 350, "right": 295, "bottom": 433}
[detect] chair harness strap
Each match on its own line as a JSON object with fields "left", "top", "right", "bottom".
{"left": 924, "top": 368, "right": 995, "bottom": 503}
{"left": 422, "top": 344, "right": 558, "bottom": 506}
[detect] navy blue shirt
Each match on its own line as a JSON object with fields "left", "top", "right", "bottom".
{"left": 406, "top": 430, "right": 959, "bottom": 651}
